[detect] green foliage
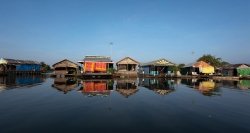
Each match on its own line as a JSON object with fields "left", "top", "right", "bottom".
{"left": 178, "top": 64, "right": 185, "bottom": 68}
{"left": 169, "top": 66, "right": 179, "bottom": 72}
{"left": 197, "top": 54, "right": 230, "bottom": 68}
{"left": 169, "top": 64, "right": 184, "bottom": 73}
{"left": 237, "top": 68, "right": 250, "bottom": 76}
{"left": 107, "top": 68, "right": 115, "bottom": 74}
{"left": 40, "top": 62, "right": 51, "bottom": 72}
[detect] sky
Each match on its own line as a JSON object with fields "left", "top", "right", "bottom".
{"left": 0, "top": 0, "right": 249, "bottom": 65}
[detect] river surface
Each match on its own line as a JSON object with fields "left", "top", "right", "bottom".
{"left": 0, "top": 76, "right": 250, "bottom": 133}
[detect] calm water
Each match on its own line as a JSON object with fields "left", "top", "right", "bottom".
{"left": 0, "top": 76, "right": 250, "bottom": 133}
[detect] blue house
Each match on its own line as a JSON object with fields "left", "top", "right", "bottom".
{"left": 0, "top": 58, "right": 41, "bottom": 72}
{"left": 140, "top": 58, "right": 175, "bottom": 76}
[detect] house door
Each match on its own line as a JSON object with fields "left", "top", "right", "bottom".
{"left": 128, "top": 64, "right": 132, "bottom": 71}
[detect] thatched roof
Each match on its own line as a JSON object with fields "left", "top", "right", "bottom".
{"left": 0, "top": 58, "right": 40, "bottom": 65}
{"left": 141, "top": 58, "right": 175, "bottom": 67}
{"left": 116, "top": 57, "right": 140, "bottom": 65}
{"left": 52, "top": 59, "right": 79, "bottom": 68}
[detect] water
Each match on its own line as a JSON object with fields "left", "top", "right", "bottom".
{"left": 0, "top": 76, "right": 250, "bottom": 133}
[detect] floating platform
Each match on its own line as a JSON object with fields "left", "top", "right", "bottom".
{"left": 80, "top": 73, "right": 113, "bottom": 79}
{"left": 113, "top": 72, "right": 138, "bottom": 78}
{"left": 138, "top": 74, "right": 250, "bottom": 81}
{"left": 50, "top": 74, "right": 77, "bottom": 78}
{"left": 0, "top": 71, "right": 41, "bottom": 76}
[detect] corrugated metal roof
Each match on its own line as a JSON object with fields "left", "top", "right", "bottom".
{"left": 222, "top": 64, "right": 249, "bottom": 69}
{"left": 141, "top": 58, "right": 175, "bottom": 67}
{"left": 82, "top": 56, "right": 113, "bottom": 62}
{"left": 1, "top": 58, "right": 40, "bottom": 65}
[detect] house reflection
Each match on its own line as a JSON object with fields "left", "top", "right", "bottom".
{"left": 79, "top": 80, "right": 113, "bottom": 96}
{"left": 0, "top": 75, "right": 45, "bottom": 92}
{"left": 52, "top": 78, "right": 79, "bottom": 94}
{"left": 237, "top": 80, "right": 250, "bottom": 90}
{"left": 115, "top": 78, "right": 139, "bottom": 98}
{"left": 181, "top": 79, "right": 220, "bottom": 96}
{"left": 216, "top": 80, "right": 250, "bottom": 90}
{"left": 140, "top": 78, "right": 175, "bottom": 95}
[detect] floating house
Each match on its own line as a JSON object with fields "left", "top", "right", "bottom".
{"left": 116, "top": 57, "right": 140, "bottom": 77}
{"left": 140, "top": 58, "right": 175, "bottom": 76}
{"left": 181, "top": 61, "right": 215, "bottom": 75}
{"left": 52, "top": 59, "right": 80, "bottom": 77}
{"left": 222, "top": 64, "right": 250, "bottom": 77}
{"left": 78, "top": 56, "right": 114, "bottom": 75}
{"left": 0, "top": 58, "right": 41, "bottom": 73}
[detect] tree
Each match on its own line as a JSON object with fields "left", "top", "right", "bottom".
{"left": 197, "top": 54, "right": 230, "bottom": 68}
{"left": 169, "top": 64, "right": 185, "bottom": 73}
{"left": 178, "top": 64, "right": 185, "bottom": 69}
{"left": 40, "top": 62, "right": 51, "bottom": 72}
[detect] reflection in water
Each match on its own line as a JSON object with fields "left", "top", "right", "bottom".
{"left": 115, "top": 78, "right": 139, "bottom": 98}
{"left": 0, "top": 75, "right": 45, "bottom": 92}
{"left": 219, "top": 80, "right": 250, "bottom": 90}
{"left": 238, "top": 80, "right": 250, "bottom": 90}
{"left": 79, "top": 80, "right": 114, "bottom": 96}
{"left": 181, "top": 79, "right": 220, "bottom": 96}
{"left": 52, "top": 78, "right": 79, "bottom": 94}
{"left": 140, "top": 78, "right": 175, "bottom": 95}
{"left": 1, "top": 77, "right": 250, "bottom": 133}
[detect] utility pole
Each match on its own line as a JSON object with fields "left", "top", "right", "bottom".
{"left": 110, "top": 42, "right": 113, "bottom": 58}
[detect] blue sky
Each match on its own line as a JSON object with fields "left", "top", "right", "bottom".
{"left": 0, "top": 0, "right": 249, "bottom": 65}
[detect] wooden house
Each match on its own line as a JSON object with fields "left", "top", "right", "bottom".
{"left": 0, "top": 58, "right": 41, "bottom": 73}
{"left": 52, "top": 59, "right": 80, "bottom": 77}
{"left": 222, "top": 64, "right": 250, "bottom": 77}
{"left": 140, "top": 58, "right": 175, "bottom": 76}
{"left": 116, "top": 57, "right": 140, "bottom": 77}
{"left": 78, "top": 56, "right": 114, "bottom": 74}
{"left": 181, "top": 61, "right": 215, "bottom": 75}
